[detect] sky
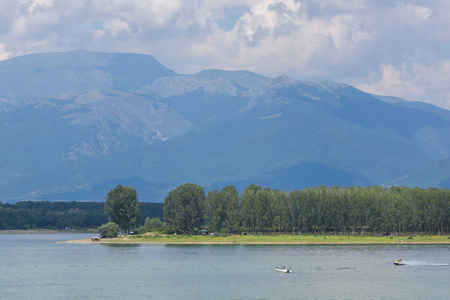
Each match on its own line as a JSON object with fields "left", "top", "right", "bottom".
{"left": 0, "top": 0, "right": 449, "bottom": 110}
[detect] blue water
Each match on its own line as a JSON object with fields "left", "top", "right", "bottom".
{"left": 0, "top": 234, "right": 449, "bottom": 299}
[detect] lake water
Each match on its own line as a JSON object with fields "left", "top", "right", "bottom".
{"left": 0, "top": 234, "right": 449, "bottom": 299}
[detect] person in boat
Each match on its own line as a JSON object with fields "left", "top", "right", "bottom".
{"left": 398, "top": 259, "right": 402, "bottom": 262}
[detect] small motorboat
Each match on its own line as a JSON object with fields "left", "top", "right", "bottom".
{"left": 276, "top": 266, "right": 291, "bottom": 273}
{"left": 393, "top": 259, "right": 405, "bottom": 265}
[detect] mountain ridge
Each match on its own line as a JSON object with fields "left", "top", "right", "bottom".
{"left": 0, "top": 50, "right": 448, "bottom": 202}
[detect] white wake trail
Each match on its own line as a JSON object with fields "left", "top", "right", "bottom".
{"left": 404, "top": 260, "right": 449, "bottom": 266}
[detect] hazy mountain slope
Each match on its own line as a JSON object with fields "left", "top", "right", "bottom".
{"left": 373, "top": 94, "right": 450, "bottom": 160}
{"left": 137, "top": 74, "right": 249, "bottom": 127}
{"left": 374, "top": 94, "right": 450, "bottom": 122}
{"left": 0, "top": 89, "right": 193, "bottom": 201}
{"left": 81, "top": 80, "right": 441, "bottom": 201}
{"left": 0, "top": 50, "right": 176, "bottom": 109}
{"left": 0, "top": 50, "right": 448, "bottom": 202}
{"left": 195, "top": 69, "right": 271, "bottom": 89}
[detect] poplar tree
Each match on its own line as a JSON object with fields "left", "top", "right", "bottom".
{"left": 163, "top": 183, "right": 205, "bottom": 234}
{"left": 221, "top": 185, "right": 240, "bottom": 234}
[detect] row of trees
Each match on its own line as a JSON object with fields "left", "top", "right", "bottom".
{"left": 0, "top": 201, "right": 108, "bottom": 230}
{"left": 163, "top": 183, "right": 449, "bottom": 235}
{"left": 2, "top": 183, "right": 448, "bottom": 237}
{"left": 0, "top": 199, "right": 163, "bottom": 230}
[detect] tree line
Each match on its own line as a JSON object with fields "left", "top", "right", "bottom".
{"left": 164, "top": 183, "right": 449, "bottom": 235}
{"left": 1, "top": 183, "right": 448, "bottom": 236}
{"left": 0, "top": 200, "right": 163, "bottom": 230}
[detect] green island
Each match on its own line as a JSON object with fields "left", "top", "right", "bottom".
{"left": 4, "top": 183, "right": 449, "bottom": 244}
{"left": 61, "top": 233, "right": 450, "bottom": 244}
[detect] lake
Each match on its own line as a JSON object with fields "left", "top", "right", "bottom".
{"left": 0, "top": 234, "right": 449, "bottom": 299}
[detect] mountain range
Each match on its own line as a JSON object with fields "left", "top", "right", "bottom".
{"left": 1, "top": 50, "right": 449, "bottom": 203}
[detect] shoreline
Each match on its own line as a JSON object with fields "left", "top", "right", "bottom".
{"left": 60, "top": 240, "right": 450, "bottom": 245}
{"left": 58, "top": 236, "right": 450, "bottom": 245}
{"left": 3, "top": 230, "right": 447, "bottom": 244}
{"left": 0, "top": 229, "right": 98, "bottom": 234}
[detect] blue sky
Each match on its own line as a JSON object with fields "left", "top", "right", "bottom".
{"left": 0, "top": 0, "right": 449, "bottom": 109}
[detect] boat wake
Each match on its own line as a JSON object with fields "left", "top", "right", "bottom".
{"left": 402, "top": 261, "right": 449, "bottom": 266}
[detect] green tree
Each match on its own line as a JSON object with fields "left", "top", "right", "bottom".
{"left": 98, "top": 222, "right": 120, "bottom": 238}
{"left": 221, "top": 185, "right": 240, "bottom": 234}
{"left": 205, "top": 189, "right": 222, "bottom": 232}
{"left": 287, "top": 189, "right": 301, "bottom": 234}
{"left": 254, "top": 188, "right": 272, "bottom": 233}
{"left": 104, "top": 185, "right": 141, "bottom": 234}
{"left": 270, "top": 189, "right": 288, "bottom": 233}
{"left": 206, "top": 186, "right": 240, "bottom": 234}
{"left": 163, "top": 183, "right": 206, "bottom": 234}
{"left": 241, "top": 184, "right": 261, "bottom": 233}
{"left": 145, "top": 217, "right": 164, "bottom": 230}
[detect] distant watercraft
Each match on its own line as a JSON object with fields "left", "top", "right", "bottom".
{"left": 276, "top": 267, "right": 291, "bottom": 273}
{"left": 394, "top": 259, "right": 405, "bottom": 265}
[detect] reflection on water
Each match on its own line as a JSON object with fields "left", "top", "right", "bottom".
{"left": 102, "top": 243, "right": 142, "bottom": 248}
{"left": 0, "top": 234, "right": 449, "bottom": 300}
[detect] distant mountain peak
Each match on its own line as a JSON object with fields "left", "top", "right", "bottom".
{"left": 138, "top": 75, "right": 239, "bottom": 98}
{"left": 304, "top": 80, "right": 350, "bottom": 92}
{"left": 196, "top": 69, "right": 270, "bottom": 89}
{"left": 0, "top": 50, "right": 177, "bottom": 108}
{"left": 269, "top": 74, "right": 297, "bottom": 85}
{"left": 0, "top": 50, "right": 448, "bottom": 202}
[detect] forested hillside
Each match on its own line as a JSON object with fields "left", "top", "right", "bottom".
{"left": 0, "top": 201, "right": 163, "bottom": 230}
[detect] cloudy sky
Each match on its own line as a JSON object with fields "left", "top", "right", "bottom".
{"left": 0, "top": 0, "right": 449, "bottom": 109}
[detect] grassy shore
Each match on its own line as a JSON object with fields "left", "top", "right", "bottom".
{"left": 60, "top": 233, "right": 450, "bottom": 244}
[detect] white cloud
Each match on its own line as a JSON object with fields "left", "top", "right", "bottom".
{"left": 103, "top": 19, "right": 131, "bottom": 38}
{"left": 28, "top": 0, "right": 54, "bottom": 13}
{"left": 356, "top": 64, "right": 422, "bottom": 99}
{"left": 355, "top": 61, "right": 450, "bottom": 109}
{"left": 403, "top": 3, "right": 432, "bottom": 22}
{"left": 0, "top": 42, "right": 9, "bottom": 60}
{"left": 0, "top": 0, "right": 449, "bottom": 109}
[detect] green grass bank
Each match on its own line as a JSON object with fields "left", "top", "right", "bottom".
{"left": 61, "top": 234, "right": 450, "bottom": 244}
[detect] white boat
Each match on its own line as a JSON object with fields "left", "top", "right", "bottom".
{"left": 276, "top": 267, "right": 291, "bottom": 273}
{"left": 393, "top": 259, "right": 405, "bottom": 265}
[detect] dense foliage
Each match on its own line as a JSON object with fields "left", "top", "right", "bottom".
{"left": 163, "top": 183, "right": 206, "bottom": 234}
{"left": 1, "top": 184, "right": 448, "bottom": 236}
{"left": 137, "top": 217, "right": 164, "bottom": 234}
{"left": 166, "top": 184, "right": 449, "bottom": 235}
{"left": 0, "top": 201, "right": 163, "bottom": 230}
{"left": 206, "top": 185, "right": 240, "bottom": 234}
{"left": 98, "top": 222, "right": 120, "bottom": 238}
{"left": 104, "top": 185, "right": 141, "bottom": 234}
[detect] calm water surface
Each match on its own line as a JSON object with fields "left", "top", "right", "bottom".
{"left": 0, "top": 234, "right": 449, "bottom": 299}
